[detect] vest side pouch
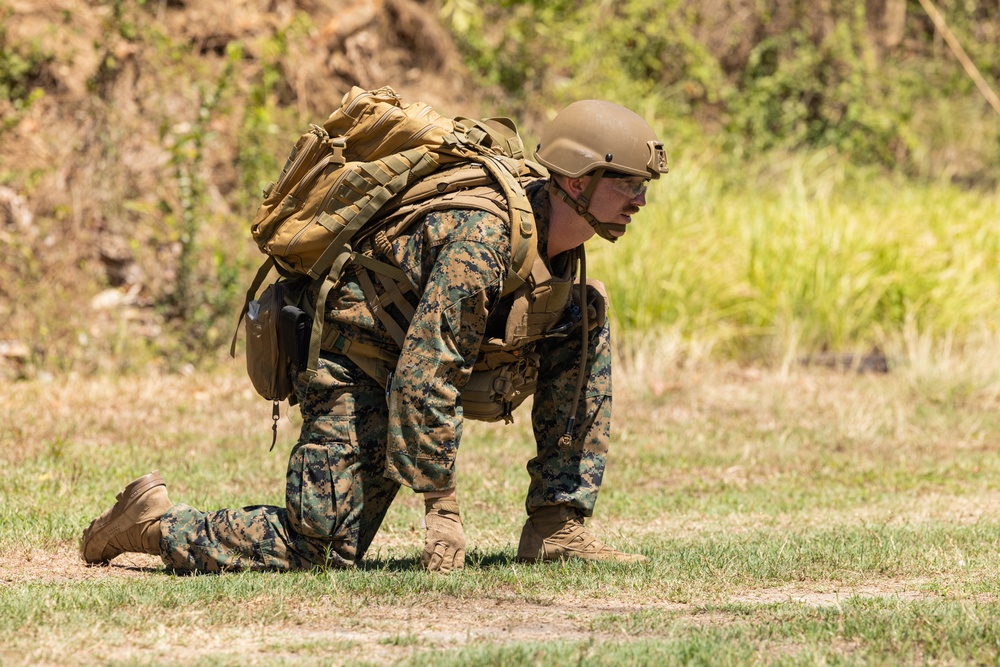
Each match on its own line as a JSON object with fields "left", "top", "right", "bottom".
{"left": 573, "top": 278, "right": 608, "bottom": 331}
{"left": 504, "top": 254, "right": 575, "bottom": 343}
{"left": 460, "top": 351, "right": 541, "bottom": 423}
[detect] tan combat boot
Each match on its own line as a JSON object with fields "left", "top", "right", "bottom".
{"left": 80, "top": 471, "right": 173, "bottom": 564}
{"left": 517, "top": 505, "right": 648, "bottom": 563}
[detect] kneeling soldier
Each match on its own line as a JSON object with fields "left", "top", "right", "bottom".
{"left": 81, "top": 99, "right": 668, "bottom": 573}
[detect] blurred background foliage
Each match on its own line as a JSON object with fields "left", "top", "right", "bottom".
{"left": 0, "top": 0, "right": 997, "bottom": 377}
{"left": 443, "top": 0, "right": 1000, "bottom": 178}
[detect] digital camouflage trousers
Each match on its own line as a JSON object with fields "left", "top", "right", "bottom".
{"left": 158, "top": 320, "right": 612, "bottom": 572}
{"left": 527, "top": 316, "right": 612, "bottom": 517}
{"left": 158, "top": 356, "right": 397, "bottom": 572}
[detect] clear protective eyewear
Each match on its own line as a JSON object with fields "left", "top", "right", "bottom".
{"left": 605, "top": 174, "right": 649, "bottom": 199}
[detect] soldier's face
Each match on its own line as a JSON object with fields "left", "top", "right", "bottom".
{"left": 587, "top": 175, "right": 648, "bottom": 236}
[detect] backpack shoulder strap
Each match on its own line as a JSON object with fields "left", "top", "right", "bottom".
{"left": 474, "top": 155, "right": 536, "bottom": 294}
{"left": 453, "top": 116, "right": 525, "bottom": 160}
{"left": 364, "top": 157, "right": 537, "bottom": 296}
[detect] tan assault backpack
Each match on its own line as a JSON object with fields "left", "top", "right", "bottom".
{"left": 233, "top": 86, "right": 542, "bottom": 435}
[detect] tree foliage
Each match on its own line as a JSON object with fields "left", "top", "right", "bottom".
{"left": 442, "top": 0, "right": 1000, "bottom": 177}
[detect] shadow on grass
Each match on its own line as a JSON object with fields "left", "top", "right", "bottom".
{"left": 81, "top": 562, "right": 164, "bottom": 574}
{"left": 360, "top": 549, "right": 517, "bottom": 572}
{"left": 112, "top": 549, "right": 522, "bottom": 576}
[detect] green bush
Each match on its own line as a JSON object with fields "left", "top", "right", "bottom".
{"left": 0, "top": 9, "right": 50, "bottom": 133}
{"left": 442, "top": 0, "right": 1000, "bottom": 177}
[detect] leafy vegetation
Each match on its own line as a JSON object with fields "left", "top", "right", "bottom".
{"left": 0, "top": 6, "right": 50, "bottom": 133}
{"left": 0, "top": 0, "right": 998, "bottom": 373}
{"left": 591, "top": 149, "right": 1000, "bottom": 362}
{"left": 444, "top": 0, "right": 1000, "bottom": 176}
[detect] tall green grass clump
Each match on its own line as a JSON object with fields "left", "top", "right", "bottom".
{"left": 590, "top": 149, "right": 1000, "bottom": 364}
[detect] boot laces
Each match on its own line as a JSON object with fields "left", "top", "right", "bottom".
{"left": 546, "top": 518, "right": 617, "bottom": 555}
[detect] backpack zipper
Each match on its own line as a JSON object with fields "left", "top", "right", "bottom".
{"left": 394, "top": 122, "right": 442, "bottom": 154}
{"left": 257, "top": 154, "right": 334, "bottom": 247}
{"left": 274, "top": 127, "right": 326, "bottom": 195}
{"left": 412, "top": 103, "right": 434, "bottom": 120}
{"left": 350, "top": 106, "right": 405, "bottom": 157}
{"left": 343, "top": 91, "right": 376, "bottom": 117}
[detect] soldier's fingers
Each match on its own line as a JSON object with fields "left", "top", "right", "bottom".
{"left": 426, "top": 542, "right": 448, "bottom": 572}
{"left": 421, "top": 539, "right": 436, "bottom": 569}
{"left": 439, "top": 547, "right": 460, "bottom": 574}
{"left": 438, "top": 545, "right": 460, "bottom": 574}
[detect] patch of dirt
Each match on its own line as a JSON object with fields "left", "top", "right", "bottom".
{"left": 0, "top": 547, "right": 163, "bottom": 586}
{"left": 85, "top": 597, "right": 685, "bottom": 666}
{"left": 729, "top": 582, "right": 934, "bottom": 607}
{"left": 0, "top": 544, "right": 945, "bottom": 666}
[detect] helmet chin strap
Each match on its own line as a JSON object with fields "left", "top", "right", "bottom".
{"left": 547, "top": 170, "right": 626, "bottom": 243}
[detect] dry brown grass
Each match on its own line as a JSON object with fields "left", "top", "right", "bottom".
{"left": 3, "top": 345, "right": 1000, "bottom": 665}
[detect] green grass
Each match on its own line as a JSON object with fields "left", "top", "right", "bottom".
{"left": 3, "top": 3, "right": 1000, "bottom": 664}
{"left": 2, "top": 358, "right": 1000, "bottom": 665}
{"left": 591, "top": 150, "right": 1000, "bottom": 363}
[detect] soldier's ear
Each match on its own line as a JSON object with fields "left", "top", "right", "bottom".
{"left": 562, "top": 175, "right": 590, "bottom": 198}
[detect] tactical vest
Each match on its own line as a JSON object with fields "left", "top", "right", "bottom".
{"left": 324, "top": 180, "right": 585, "bottom": 423}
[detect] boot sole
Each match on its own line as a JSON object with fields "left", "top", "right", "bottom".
{"left": 80, "top": 471, "right": 166, "bottom": 564}
{"left": 515, "top": 553, "right": 649, "bottom": 564}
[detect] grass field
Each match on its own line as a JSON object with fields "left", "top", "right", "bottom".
{"left": 3, "top": 135, "right": 999, "bottom": 667}
{"left": 591, "top": 150, "right": 1000, "bottom": 364}
{"left": 2, "top": 341, "right": 999, "bottom": 665}
{"left": 4, "top": 4, "right": 1000, "bottom": 663}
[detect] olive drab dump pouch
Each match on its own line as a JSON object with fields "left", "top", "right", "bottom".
{"left": 232, "top": 86, "right": 544, "bottom": 435}
{"left": 244, "top": 280, "right": 292, "bottom": 403}
{"left": 243, "top": 280, "right": 303, "bottom": 449}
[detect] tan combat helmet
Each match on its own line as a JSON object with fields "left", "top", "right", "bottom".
{"left": 535, "top": 100, "right": 668, "bottom": 241}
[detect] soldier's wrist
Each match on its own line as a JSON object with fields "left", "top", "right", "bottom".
{"left": 423, "top": 489, "right": 456, "bottom": 500}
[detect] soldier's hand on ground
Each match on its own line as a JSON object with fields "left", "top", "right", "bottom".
{"left": 421, "top": 496, "right": 465, "bottom": 574}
